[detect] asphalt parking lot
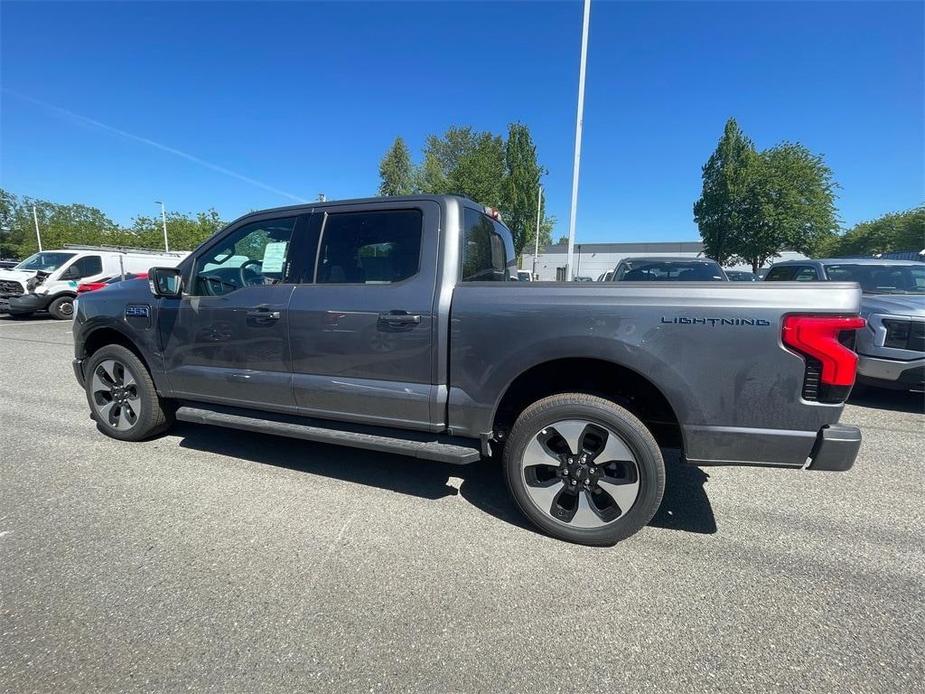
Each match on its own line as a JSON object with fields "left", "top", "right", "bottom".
{"left": 1, "top": 316, "right": 922, "bottom": 692}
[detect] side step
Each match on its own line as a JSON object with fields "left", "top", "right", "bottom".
{"left": 174, "top": 403, "right": 482, "bottom": 465}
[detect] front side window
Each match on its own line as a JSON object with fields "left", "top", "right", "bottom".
{"left": 794, "top": 267, "right": 819, "bottom": 281}
{"left": 192, "top": 217, "right": 296, "bottom": 296}
{"left": 462, "top": 209, "right": 511, "bottom": 282}
{"left": 65, "top": 255, "right": 103, "bottom": 280}
{"left": 316, "top": 209, "right": 422, "bottom": 284}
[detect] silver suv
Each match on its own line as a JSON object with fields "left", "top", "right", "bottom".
{"left": 766, "top": 259, "right": 925, "bottom": 391}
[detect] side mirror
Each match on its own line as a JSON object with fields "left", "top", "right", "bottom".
{"left": 148, "top": 267, "right": 182, "bottom": 298}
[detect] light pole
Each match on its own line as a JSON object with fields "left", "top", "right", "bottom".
{"left": 533, "top": 185, "right": 542, "bottom": 280}
{"left": 154, "top": 201, "right": 169, "bottom": 252}
{"left": 565, "top": 0, "right": 591, "bottom": 281}
{"left": 32, "top": 205, "right": 43, "bottom": 252}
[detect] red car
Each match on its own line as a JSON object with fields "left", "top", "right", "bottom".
{"left": 76, "top": 273, "right": 146, "bottom": 294}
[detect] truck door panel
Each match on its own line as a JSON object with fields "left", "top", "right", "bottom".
{"left": 159, "top": 214, "right": 304, "bottom": 409}
{"left": 287, "top": 202, "right": 439, "bottom": 430}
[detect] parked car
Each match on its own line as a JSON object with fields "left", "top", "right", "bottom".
{"left": 77, "top": 273, "right": 146, "bottom": 294}
{"left": 73, "top": 195, "right": 864, "bottom": 545}
{"left": 0, "top": 247, "right": 187, "bottom": 319}
{"left": 725, "top": 270, "right": 759, "bottom": 282}
{"left": 516, "top": 270, "right": 533, "bottom": 282}
{"left": 0, "top": 259, "right": 19, "bottom": 270}
{"left": 611, "top": 257, "right": 728, "bottom": 281}
{"left": 573, "top": 276, "right": 594, "bottom": 282}
{"left": 766, "top": 258, "right": 924, "bottom": 391}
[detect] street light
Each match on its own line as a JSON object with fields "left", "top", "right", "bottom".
{"left": 565, "top": 0, "right": 591, "bottom": 281}
{"left": 154, "top": 201, "right": 169, "bottom": 252}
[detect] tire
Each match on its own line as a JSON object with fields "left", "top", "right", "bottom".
{"left": 48, "top": 295, "right": 75, "bottom": 320}
{"left": 84, "top": 344, "right": 173, "bottom": 441}
{"left": 503, "top": 393, "right": 665, "bottom": 546}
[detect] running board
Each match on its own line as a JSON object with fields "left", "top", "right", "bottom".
{"left": 174, "top": 404, "right": 482, "bottom": 465}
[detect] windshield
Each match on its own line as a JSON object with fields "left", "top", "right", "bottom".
{"left": 619, "top": 261, "right": 726, "bottom": 281}
{"left": 823, "top": 263, "right": 925, "bottom": 294}
{"left": 14, "top": 252, "right": 76, "bottom": 273}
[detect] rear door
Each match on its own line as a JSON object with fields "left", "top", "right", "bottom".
{"left": 287, "top": 201, "right": 439, "bottom": 430}
{"left": 159, "top": 213, "right": 306, "bottom": 409}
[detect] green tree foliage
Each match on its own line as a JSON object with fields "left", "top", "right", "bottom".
{"left": 693, "top": 118, "right": 755, "bottom": 266}
{"left": 694, "top": 119, "right": 839, "bottom": 272}
{"left": 378, "top": 137, "right": 415, "bottom": 197}
{"left": 379, "top": 123, "right": 555, "bottom": 255}
{"left": 816, "top": 207, "right": 924, "bottom": 257}
{"left": 0, "top": 188, "right": 225, "bottom": 258}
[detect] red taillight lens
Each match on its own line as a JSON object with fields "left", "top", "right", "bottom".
{"left": 77, "top": 282, "right": 106, "bottom": 294}
{"left": 782, "top": 316, "right": 866, "bottom": 399}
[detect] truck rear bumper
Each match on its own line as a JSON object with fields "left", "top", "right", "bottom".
{"left": 682, "top": 423, "right": 860, "bottom": 471}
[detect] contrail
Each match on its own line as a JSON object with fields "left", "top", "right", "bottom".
{"left": 2, "top": 89, "right": 309, "bottom": 203}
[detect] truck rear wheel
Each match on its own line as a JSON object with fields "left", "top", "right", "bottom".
{"left": 48, "top": 295, "right": 75, "bottom": 320}
{"left": 503, "top": 393, "right": 665, "bottom": 546}
{"left": 85, "top": 344, "right": 173, "bottom": 441}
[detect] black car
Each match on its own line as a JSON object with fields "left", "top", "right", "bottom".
{"left": 611, "top": 256, "right": 728, "bottom": 281}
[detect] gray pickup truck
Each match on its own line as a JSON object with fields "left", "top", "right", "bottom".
{"left": 72, "top": 195, "right": 865, "bottom": 545}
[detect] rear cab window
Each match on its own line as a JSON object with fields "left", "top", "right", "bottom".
{"left": 765, "top": 265, "right": 818, "bottom": 281}
{"left": 462, "top": 208, "right": 515, "bottom": 282}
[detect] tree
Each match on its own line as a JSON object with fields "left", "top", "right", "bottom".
{"left": 501, "top": 123, "right": 544, "bottom": 255}
{"left": 378, "top": 137, "right": 414, "bottom": 197}
{"left": 817, "top": 206, "right": 924, "bottom": 257}
{"left": 735, "top": 143, "right": 837, "bottom": 271}
{"left": 557, "top": 235, "right": 570, "bottom": 245}
{"left": 694, "top": 119, "right": 839, "bottom": 272}
{"left": 380, "top": 123, "right": 557, "bottom": 251}
{"left": 693, "top": 118, "right": 756, "bottom": 266}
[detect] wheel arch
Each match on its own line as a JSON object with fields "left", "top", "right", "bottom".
{"left": 491, "top": 357, "right": 684, "bottom": 451}
{"left": 82, "top": 326, "right": 155, "bottom": 380}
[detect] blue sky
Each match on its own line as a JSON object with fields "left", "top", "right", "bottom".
{"left": 1, "top": 1, "right": 922, "bottom": 242}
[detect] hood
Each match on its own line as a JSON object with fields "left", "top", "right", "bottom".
{"left": 861, "top": 293, "right": 925, "bottom": 318}
{"left": 0, "top": 269, "right": 38, "bottom": 283}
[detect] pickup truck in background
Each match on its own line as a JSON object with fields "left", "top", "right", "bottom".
{"left": 72, "top": 196, "right": 865, "bottom": 545}
{"left": 766, "top": 258, "right": 925, "bottom": 392}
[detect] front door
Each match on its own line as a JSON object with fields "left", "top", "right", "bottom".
{"left": 287, "top": 202, "right": 439, "bottom": 430}
{"left": 159, "top": 214, "right": 304, "bottom": 410}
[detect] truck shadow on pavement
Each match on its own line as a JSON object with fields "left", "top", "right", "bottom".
{"left": 175, "top": 424, "right": 717, "bottom": 537}
{"left": 848, "top": 387, "right": 924, "bottom": 414}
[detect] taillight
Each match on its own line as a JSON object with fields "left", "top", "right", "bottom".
{"left": 782, "top": 315, "right": 866, "bottom": 403}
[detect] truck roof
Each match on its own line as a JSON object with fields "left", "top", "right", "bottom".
{"left": 234, "top": 194, "right": 485, "bottom": 222}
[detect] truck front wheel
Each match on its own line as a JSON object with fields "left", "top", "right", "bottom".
{"left": 84, "top": 344, "right": 173, "bottom": 441}
{"left": 503, "top": 393, "right": 665, "bottom": 546}
{"left": 48, "top": 295, "right": 75, "bottom": 320}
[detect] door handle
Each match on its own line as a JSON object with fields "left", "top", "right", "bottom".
{"left": 378, "top": 311, "right": 421, "bottom": 325}
{"left": 246, "top": 307, "right": 281, "bottom": 322}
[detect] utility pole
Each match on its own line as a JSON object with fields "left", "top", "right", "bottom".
{"left": 32, "top": 205, "right": 43, "bottom": 252}
{"left": 318, "top": 193, "right": 326, "bottom": 202}
{"left": 565, "top": 0, "right": 591, "bottom": 281}
{"left": 155, "top": 201, "right": 169, "bottom": 252}
{"left": 533, "top": 185, "right": 542, "bottom": 280}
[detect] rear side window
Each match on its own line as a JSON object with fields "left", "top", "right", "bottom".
{"left": 68, "top": 255, "right": 103, "bottom": 279}
{"left": 462, "top": 209, "right": 512, "bottom": 282}
{"left": 317, "top": 209, "right": 422, "bottom": 284}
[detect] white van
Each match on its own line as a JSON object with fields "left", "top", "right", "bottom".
{"left": 0, "top": 246, "right": 188, "bottom": 319}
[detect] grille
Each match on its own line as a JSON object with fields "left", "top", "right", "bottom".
{"left": 0, "top": 280, "right": 24, "bottom": 296}
{"left": 883, "top": 319, "right": 925, "bottom": 353}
